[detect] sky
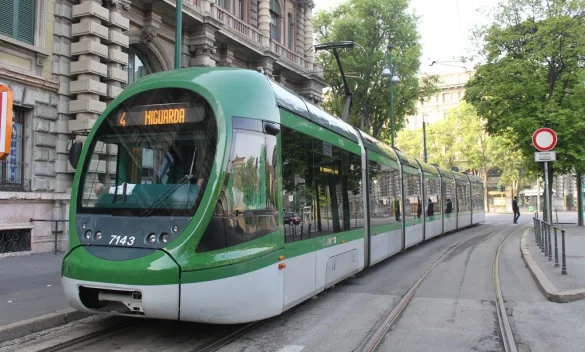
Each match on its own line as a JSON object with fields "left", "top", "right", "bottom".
{"left": 313, "top": 0, "right": 501, "bottom": 75}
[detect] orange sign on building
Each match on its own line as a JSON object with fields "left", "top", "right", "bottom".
{"left": 0, "top": 85, "right": 13, "bottom": 161}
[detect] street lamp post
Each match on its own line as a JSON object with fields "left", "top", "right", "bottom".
{"left": 422, "top": 117, "right": 428, "bottom": 163}
{"left": 381, "top": 45, "right": 400, "bottom": 147}
{"left": 175, "top": 0, "right": 183, "bottom": 69}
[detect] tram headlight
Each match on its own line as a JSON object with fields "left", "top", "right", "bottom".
{"left": 159, "top": 233, "right": 170, "bottom": 244}
{"left": 81, "top": 222, "right": 87, "bottom": 229}
{"left": 94, "top": 231, "right": 102, "bottom": 241}
{"left": 172, "top": 225, "right": 179, "bottom": 233}
{"left": 83, "top": 230, "right": 92, "bottom": 240}
{"left": 147, "top": 233, "right": 157, "bottom": 244}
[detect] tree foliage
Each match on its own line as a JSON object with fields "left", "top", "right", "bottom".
{"left": 313, "top": 0, "right": 439, "bottom": 140}
{"left": 396, "top": 102, "right": 536, "bottom": 195}
{"left": 464, "top": 0, "right": 585, "bottom": 175}
{"left": 490, "top": 135, "right": 538, "bottom": 195}
{"left": 397, "top": 102, "right": 490, "bottom": 171}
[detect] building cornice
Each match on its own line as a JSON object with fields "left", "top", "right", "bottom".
{"left": 0, "top": 67, "right": 59, "bottom": 93}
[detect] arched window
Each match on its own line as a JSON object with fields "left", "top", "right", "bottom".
{"left": 287, "top": 13, "right": 294, "bottom": 50}
{"left": 270, "top": 0, "right": 281, "bottom": 42}
{"left": 125, "top": 45, "right": 153, "bottom": 86}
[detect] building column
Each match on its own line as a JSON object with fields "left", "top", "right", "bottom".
{"left": 188, "top": 23, "right": 219, "bottom": 67}
{"left": 68, "top": 0, "right": 109, "bottom": 139}
{"left": 53, "top": 0, "right": 77, "bottom": 193}
{"left": 296, "top": 5, "right": 305, "bottom": 54}
{"left": 254, "top": 56, "right": 276, "bottom": 79}
{"left": 103, "top": 0, "right": 130, "bottom": 105}
{"left": 304, "top": 0, "right": 314, "bottom": 63}
{"left": 217, "top": 44, "right": 234, "bottom": 67}
{"left": 258, "top": 0, "right": 270, "bottom": 40}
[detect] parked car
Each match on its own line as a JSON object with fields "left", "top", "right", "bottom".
{"left": 283, "top": 212, "right": 301, "bottom": 225}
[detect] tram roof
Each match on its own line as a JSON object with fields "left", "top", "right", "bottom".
{"left": 467, "top": 174, "right": 483, "bottom": 184}
{"left": 357, "top": 130, "right": 398, "bottom": 161}
{"left": 268, "top": 80, "right": 361, "bottom": 143}
{"left": 417, "top": 161, "right": 440, "bottom": 175}
{"left": 452, "top": 171, "right": 471, "bottom": 182}
{"left": 393, "top": 148, "right": 420, "bottom": 170}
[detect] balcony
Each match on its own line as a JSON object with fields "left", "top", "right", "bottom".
{"left": 212, "top": 4, "right": 268, "bottom": 49}
{"left": 270, "top": 40, "right": 312, "bottom": 70}
{"left": 170, "top": 0, "right": 315, "bottom": 73}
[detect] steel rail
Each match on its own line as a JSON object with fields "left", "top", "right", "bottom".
{"left": 357, "top": 225, "right": 518, "bottom": 352}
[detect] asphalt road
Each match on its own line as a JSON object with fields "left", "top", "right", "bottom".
{"left": 0, "top": 253, "right": 66, "bottom": 325}
{"left": 4, "top": 213, "right": 585, "bottom": 352}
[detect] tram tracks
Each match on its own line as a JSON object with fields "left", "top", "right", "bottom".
{"left": 10, "top": 315, "right": 263, "bottom": 352}
{"left": 356, "top": 225, "right": 520, "bottom": 352}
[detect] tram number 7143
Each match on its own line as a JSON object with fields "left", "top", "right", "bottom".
{"left": 109, "top": 235, "right": 136, "bottom": 246}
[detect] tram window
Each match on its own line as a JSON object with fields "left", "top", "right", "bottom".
{"left": 403, "top": 171, "right": 422, "bottom": 220}
{"left": 443, "top": 181, "right": 456, "bottom": 214}
{"left": 368, "top": 160, "right": 401, "bottom": 226}
{"left": 456, "top": 182, "right": 471, "bottom": 212}
{"left": 281, "top": 126, "right": 362, "bottom": 242}
{"left": 424, "top": 176, "right": 441, "bottom": 216}
{"left": 472, "top": 185, "right": 484, "bottom": 211}
{"left": 311, "top": 140, "right": 361, "bottom": 236}
{"left": 78, "top": 87, "right": 218, "bottom": 217}
{"left": 196, "top": 129, "right": 279, "bottom": 253}
{"left": 281, "top": 126, "right": 314, "bottom": 243}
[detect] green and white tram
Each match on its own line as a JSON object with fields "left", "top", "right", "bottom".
{"left": 62, "top": 67, "right": 485, "bottom": 324}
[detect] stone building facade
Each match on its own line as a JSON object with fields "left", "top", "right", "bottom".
{"left": 0, "top": 0, "right": 324, "bottom": 256}
{"left": 405, "top": 71, "right": 475, "bottom": 131}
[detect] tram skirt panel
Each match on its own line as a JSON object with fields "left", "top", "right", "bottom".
{"left": 180, "top": 264, "right": 285, "bottom": 324}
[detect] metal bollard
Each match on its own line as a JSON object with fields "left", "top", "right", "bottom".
{"left": 561, "top": 228, "right": 567, "bottom": 275}
{"left": 536, "top": 220, "right": 540, "bottom": 248}
{"left": 541, "top": 221, "right": 548, "bottom": 256}
{"left": 554, "top": 226, "right": 559, "bottom": 267}
{"left": 534, "top": 218, "right": 538, "bottom": 243}
{"left": 537, "top": 220, "right": 542, "bottom": 248}
{"left": 546, "top": 223, "right": 552, "bottom": 261}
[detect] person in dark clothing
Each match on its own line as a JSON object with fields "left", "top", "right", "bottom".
{"left": 445, "top": 199, "right": 453, "bottom": 214}
{"left": 417, "top": 198, "right": 422, "bottom": 218}
{"left": 513, "top": 196, "right": 520, "bottom": 224}
{"left": 395, "top": 199, "right": 401, "bottom": 221}
{"left": 427, "top": 198, "right": 435, "bottom": 216}
{"left": 427, "top": 198, "right": 434, "bottom": 217}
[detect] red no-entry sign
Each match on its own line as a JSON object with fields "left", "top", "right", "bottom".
{"left": 532, "top": 128, "right": 557, "bottom": 152}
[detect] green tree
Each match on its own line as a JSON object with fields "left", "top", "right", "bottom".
{"left": 396, "top": 129, "right": 423, "bottom": 160}
{"left": 314, "top": 0, "right": 439, "bottom": 140}
{"left": 490, "top": 135, "right": 537, "bottom": 196}
{"left": 464, "top": 0, "right": 585, "bottom": 220}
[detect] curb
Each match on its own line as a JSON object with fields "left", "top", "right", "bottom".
{"left": 0, "top": 308, "right": 90, "bottom": 343}
{"left": 520, "top": 228, "right": 585, "bottom": 303}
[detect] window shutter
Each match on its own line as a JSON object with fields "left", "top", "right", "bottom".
{"left": 17, "top": 0, "right": 35, "bottom": 45}
{"left": 0, "top": 0, "right": 14, "bottom": 38}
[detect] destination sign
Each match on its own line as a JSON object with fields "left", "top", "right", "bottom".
{"left": 111, "top": 104, "right": 198, "bottom": 127}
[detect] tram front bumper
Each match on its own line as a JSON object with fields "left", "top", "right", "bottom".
{"left": 61, "top": 246, "right": 180, "bottom": 321}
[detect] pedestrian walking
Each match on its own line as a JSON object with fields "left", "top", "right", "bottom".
{"left": 513, "top": 196, "right": 520, "bottom": 224}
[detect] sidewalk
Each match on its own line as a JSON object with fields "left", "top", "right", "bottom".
{"left": 521, "top": 212, "right": 585, "bottom": 302}
{"left": 0, "top": 253, "right": 69, "bottom": 326}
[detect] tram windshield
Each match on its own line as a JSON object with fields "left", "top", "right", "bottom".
{"left": 77, "top": 88, "right": 218, "bottom": 217}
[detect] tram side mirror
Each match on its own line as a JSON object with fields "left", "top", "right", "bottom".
{"left": 69, "top": 140, "right": 83, "bottom": 169}
{"left": 264, "top": 122, "right": 280, "bottom": 136}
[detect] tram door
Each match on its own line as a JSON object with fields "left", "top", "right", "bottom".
{"left": 281, "top": 125, "right": 317, "bottom": 310}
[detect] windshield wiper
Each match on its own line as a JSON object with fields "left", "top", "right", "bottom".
{"left": 139, "top": 148, "right": 197, "bottom": 217}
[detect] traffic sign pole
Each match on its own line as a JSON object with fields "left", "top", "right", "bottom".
{"left": 533, "top": 128, "right": 558, "bottom": 223}
{"left": 545, "top": 161, "right": 552, "bottom": 223}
